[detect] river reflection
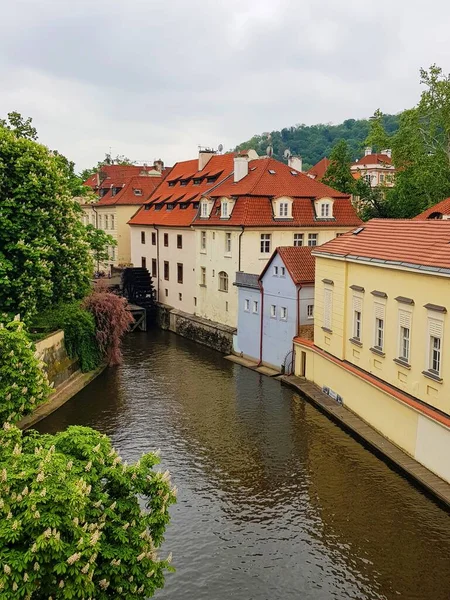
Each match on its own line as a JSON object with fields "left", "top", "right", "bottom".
{"left": 36, "top": 329, "right": 450, "bottom": 600}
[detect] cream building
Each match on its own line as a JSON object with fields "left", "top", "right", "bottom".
{"left": 351, "top": 147, "right": 395, "bottom": 188}
{"left": 81, "top": 162, "right": 166, "bottom": 271}
{"left": 294, "top": 219, "right": 450, "bottom": 484}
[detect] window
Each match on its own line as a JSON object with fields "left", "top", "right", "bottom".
{"left": 353, "top": 296, "right": 363, "bottom": 340}
{"left": 294, "top": 233, "right": 303, "bottom": 247}
{"left": 280, "top": 307, "right": 287, "bottom": 320}
{"left": 164, "top": 233, "right": 169, "bottom": 247}
{"left": 430, "top": 336, "right": 441, "bottom": 374}
{"left": 110, "top": 214, "right": 115, "bottom": 230}
{"left": 273, "top": 266, "right": 279, "bottom": 276}
{"left": 225, "top": 301, "right": 229, "bottom": 311}
{"left": 177, "top": 263, "right": 183, "bottom": 283}
{"left": 398, "top": 310, "right": 412, "bottom": 362}
{"left": 221, "top": 201, "right": 228, "bottom": 218}
{"left": 180, "top": 180, "right": 188, "bottom": 187}
{"left": 194, "top": 297, "right": 197, "bottom": 306}
{"left": 98, "top": 214, "right": 102, "bottom": 228}
{"left": 152, "top": 232, "right": 156, "bottom": 245}
{"left": 201, "top": 202, "right": 208, "bottom": 218}
{"left": 320, "top": 203, "right": 330, "bottom": 217}
{"left": 244, "top": 299, "right": 250, "bottom": 312}
{"left": 164, "top": 261, "right": 169, "bottom": 280}
{"left": 151, "top": 259, "right": 157, "bottom": 278}
{"left": 111, "top": 246, "right": 116, "bottom": 261}
{"left": 105, "top": 215, "right": 109, "bottom": 229}
{"left": 253, "top": 301, "right": 259, "bottom": 314}
{"left": 141, "top": 231, "right": 146, "bottom": 244}
{"left": 308, "top": 234, "right": 318, "bottom": 246}
{"left": 201, "top": 231, "right": 206, "bottom": 251}
{"left": 260, "top": 234, "right": 271, "bottom": 254}
{"left": 218, "top": 271, "right": 228, "bottom": 292}
{"left": 225, "top": 232, "right": 232, "bottom": 254}
{"left": 179, "top": 293, "right": 183, "bottom": 301}
{"left": 165, "top": 288, "right": 168, "bottom": 297}
{"left": 280, "top": 267, "right": 286, "bottom": 277}
{"left": 307, "top": 304, "right": 314, "bottom": 318}
{"left": 193, "top": 178, "right": 202, "bottom": 186}
{"left": 427, "top": 317, "right": 444, "bottom": 376}
{"left": 200, "top": 267, "right": 206, "bottom": 286}
{"left": 176, "top": 234, "right": 182, "bottom": 249}
{"left": 380, "top": 174, "right": 385, "bottom": 183}
{"left": 207, "top": 175, "right": 218, "bottom": 184}
{"left": 323, "top": 288, "right": 333, "bottom": 331}
{"left": 279, "top": 202, "right": 288, "bottom": 217}
{"left": 166, "top": 203, "right": 174, "bottom": 211}
{"left": 270, "top": 305, "right": 276, "bottom": 318}
{"left": 134, "top": 189, "right": 142, "bottom": 196}
{"left": 374, "top": 303, "right": 385, "bottom": 350}
{"left": 141, "top": 256, "right": 146, "bottom": 269}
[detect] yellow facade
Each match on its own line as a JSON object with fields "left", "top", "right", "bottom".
{"left": 294, "top": 254, "right": 450, "bottom": 483}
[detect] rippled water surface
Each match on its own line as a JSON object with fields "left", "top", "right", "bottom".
{"left": 36, "top": 330, "right": 450, "bottom": 600}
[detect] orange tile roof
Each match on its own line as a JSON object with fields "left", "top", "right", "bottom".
{"left": 413, "top": 197, "right": 450, "bottom": 220}
{"left": 313, "top": 219, "right": 450, "bottom": 272}
{"left": 260, "top": 246, "right": 315, "bottom": 284}
{"left": 307, "top": 157, "right": 330, "bottom": 180}
{"left": 96, "top": 175, "right": 164, "bottom": 206}
{"left": 352, "top": 153, "right": 392, "bottom": 167}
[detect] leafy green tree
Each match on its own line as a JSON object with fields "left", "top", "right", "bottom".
{"left": 353, "top": 178, "right": 392, "bottom": 220}
{"left": 321, "top": 139, "right": 355, "bottom": 193}
{"left": 80, "top": 154, "right": 135, "bottom": 183}
{"left": 84, "top": 225, "right": 116, "bottom": 268}
{"left": 0, "top": 112, "right": 38, "bottom": 141}
{"left": 0, "top": 424, "right": 176, "bottom": 598}
{"left": 364, "top": 108, "right": 391, "bottom": 153}
{"left": 0, "top": 316, "right": 51, "bottom": 424}
{"left": 0, "top": 128, "right": 94, "bottom": 318}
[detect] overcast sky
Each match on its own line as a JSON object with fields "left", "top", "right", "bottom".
{"left": 1, "top": 0, "right": 449, "bottom": 171}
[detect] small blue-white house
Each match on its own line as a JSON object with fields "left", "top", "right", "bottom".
{"left": 234, "top": 246, "right": 315, "bottom": 372}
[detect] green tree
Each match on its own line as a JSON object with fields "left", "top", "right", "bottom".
{"left": 0, "top": 424, "right": 176, "bottom": 599}
{"left": 364, "top": 108, "right": 391, "bottom": 152}
{"left": 80, "top": 154, "right": 135, "bottom": 183}
{"left": 321, "top": 139, "right": 355, "bottom": 193}
{"left": 0, "top": 112, "right": 38, "bottom": 141}
{"left": 0, "top": 128, "right": 94, "bottom": 318}
{"left": 84, "top": 225, "right": 116, "bottom": 268}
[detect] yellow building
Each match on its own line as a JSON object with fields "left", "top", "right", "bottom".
{"left": 294, "top": 219, "right": 450, "bottom": 483}
{"left": 81, "top": 162, "right": 166, "bottom": 271}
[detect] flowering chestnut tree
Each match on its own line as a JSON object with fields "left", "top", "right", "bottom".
{"left": 0, "top": 316, "right": 51, "bottom": 425}
{"left": 0, "top": 424, "right": 176, "bottom": 598}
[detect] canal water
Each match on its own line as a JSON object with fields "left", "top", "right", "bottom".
{"left": 36, "top": 330, "right": 450, "bottom": 600}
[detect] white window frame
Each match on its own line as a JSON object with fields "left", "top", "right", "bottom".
{"left": 260, "top": 234, "right": 271, "bottom": 254}
{"left": 398, "top": 309, "right": 412, "bottom": 363}
{"left": 280, "top": 266, "right": 286, "bottom": 277}
{"left": 225, "top": 232, "right": 232, "bottom": 254}
{"left": 252, "top": 301, "right": 259, "bottom": 314}
{"left": 320, "top": 203, "right": 330, "bottom": 217}
{"left": 270, "top": 304, "right": 277, "bottom": 319}
{"left": 352, "top": 296, "right": 363, "bottom": 341}
{"left": 280, "top": 306, "right": 288, "bottom": 321}
{"left": 244, "top": 299, "right": 250, "bottom": 312}
{"left": 110, "top": 214, "right": 115, "bottom": 230}
{"left": 373, "top": 302, "right": 385, "bottom": 351}
{"left": 201, "top": 202, "right": 208, "bottom": 218}
{"left": 308, "top": 233, "right": 318, "bottom": 247}
{"left": 426, "top": 313, "right": 444, "bottom": 377}
{"left": 273, "top": 266, "right": 278, "bottom": 276}
{"left": 323, "top": 287, "right": 333, "bottom": 331}
{"left": 221, "top": 200, "right": 229, "bottom": 219}
{"left": 293, "top": 233, "right": 304, "bottom": 247}
{"left": 104, "top": 215, "right": 109, "bottom": 230}
{"left": 200, "top": 231, "right": 206, "bottom": 251}
{"left": 307, "top": 304, "right": 314, "bottom": 319}
{"left": 200, "top": 266, "right": 206, "bottom": 286}
{"left": 279, "top": 202, "right": 288, "bottom": 218}
{"left": 218, "top": 271, "right": 229, "bottom": 293}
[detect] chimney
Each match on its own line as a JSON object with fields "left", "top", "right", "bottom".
{"left": 364, "top": 146, "right": 372, "bottom": 156}
{"left": 234, "top": 155, "right": 249, "bottom": 182}
{"left": 153, "top": 159, "right": 164, "bottom": 172}
{"left": 381, "top": 149, "right": 392, "bottom": 158}
{"left": 198, "top": 148, "right": 215, "bottom": 171}
{"left": 288, "top": 156, "right": 303, "bottom": 172}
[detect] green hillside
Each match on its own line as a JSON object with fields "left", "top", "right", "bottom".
{"left": 236, "top": 114, "right": 401, "bottom": 170}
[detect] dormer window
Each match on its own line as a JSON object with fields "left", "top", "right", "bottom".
{"left": 134, "top": 189, "right": 143, "bottom": 196}
{"left": 168, "top": 181, "right": 176, "bottom": 187}
{"left": 180, "top": 180, "right": 188, "bottom": 187}
{"left": 321, "top": 203, "right": 330, "bottom": 217}
{"left": 193, "top": 178, "right": 202, "bottom": 185}
{"left": 273, "top": 197, "right": 293, "bottom": 219}
{"left": 207, "top": 175, "right": 218, "bottom": 184}
{"left": 166, "top": 203, "right": 174, "bottom": 210}
{"left": 221, "top": 200, "right": 229, "bottom": 219}
{"left": 279, "top": 202, "right": 289, "bottom": 218}
{"left": 200, "top": 202, "right": 209, "bottom": 218}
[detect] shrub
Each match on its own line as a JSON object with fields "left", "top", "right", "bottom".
{"left": 83, "top": 287, "right": 134, "bottom": 366}
{"left": 32, "top": 303, "right": 100, "bottom": 373}
{"left": 0, "top": 424, "right": 176, "bottom": 598}
{"left": 0, "top": 316, "right": 51, "bottom": 425}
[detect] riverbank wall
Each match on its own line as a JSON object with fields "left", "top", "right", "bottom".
{"left": 156, "top": 303, "right": 235, "bottom": 354}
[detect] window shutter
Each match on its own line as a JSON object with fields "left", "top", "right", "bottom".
{"left": 429, "top": 318, "right": 443, "bottom": 338}
{"left": 324, "top": 288, "right": 332, "bottom": 330}
{"left": 374, "top": 302, "right": 385, "bottom": 320}
{"left": 398, "top": 310, "right": 411, "bottom": 329}
{"left": 353, "top": 296, "right": 362, "bottom": 313}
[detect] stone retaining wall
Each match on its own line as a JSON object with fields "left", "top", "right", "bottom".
{"left": 35, "top": 330, "right": 79, "bottom": 388}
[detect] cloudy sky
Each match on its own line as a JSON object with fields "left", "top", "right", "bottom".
{"left": 1, "top": 0, "right": 449, "bottom": 170}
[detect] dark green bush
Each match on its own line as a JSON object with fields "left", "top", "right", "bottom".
{"left": 32, "top": 302, "right": 101, "bottom": 372}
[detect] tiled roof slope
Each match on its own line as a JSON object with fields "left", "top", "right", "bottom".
{"left": 96, "top": 175, "right": 164, "bottom": 206}
{"left": 313, "top": 219, "right": 450, "bottom": 271}
{"left": 352, "top": 154, "right": 392, "bottom": 167}
{"left": 413, "top": 197, "right": 450, "bottom": 220}
{"left": 276, "top": 246, "right": 315, "bottom": 283}
{"left": 84, "top": 165, "right": 143, "bottom": 189}
{"left": 129, "top": 154, "right": 235, "bottom": 227}
{"left": 307, "top": 157, "right": 330, "bottom": 180}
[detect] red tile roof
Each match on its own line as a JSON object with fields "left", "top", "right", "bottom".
{"left": 313, "top": 219, "right": 450, "bottom": 272}
{"left": 352, "top": 153, "right": 392, "bottom": 167}
{"left": 84, "top": 164, "right": 144, "bottom": 189}
{"left": 413, "top": 197, "right": 450, "bottom": 220}
{"left": 129, "top": 154, "right": 361, "bottom": 228}
{"left": 260, "top": 246, "right": 315, "bottom": 284}
{"left": 307, "top": 157, "right": 330, "bottom": 180}
{"left": 95, "top": 175, "right": 165, "bottom": 206}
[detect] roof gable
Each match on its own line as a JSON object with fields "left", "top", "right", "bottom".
{"left": 259, "top": 246, "right": 315, "bottom": 284}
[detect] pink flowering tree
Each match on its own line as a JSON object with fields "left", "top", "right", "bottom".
{"left": 0, "top": 424, "right": 176, "bottom": 598}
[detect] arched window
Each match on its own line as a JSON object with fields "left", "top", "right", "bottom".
{"left": 218, "top": 271, "right": 228, "bottom": 292}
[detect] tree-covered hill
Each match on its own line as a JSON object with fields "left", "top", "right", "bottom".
{"left": 236, "top": 114, "right": 400, "bottom": 170}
